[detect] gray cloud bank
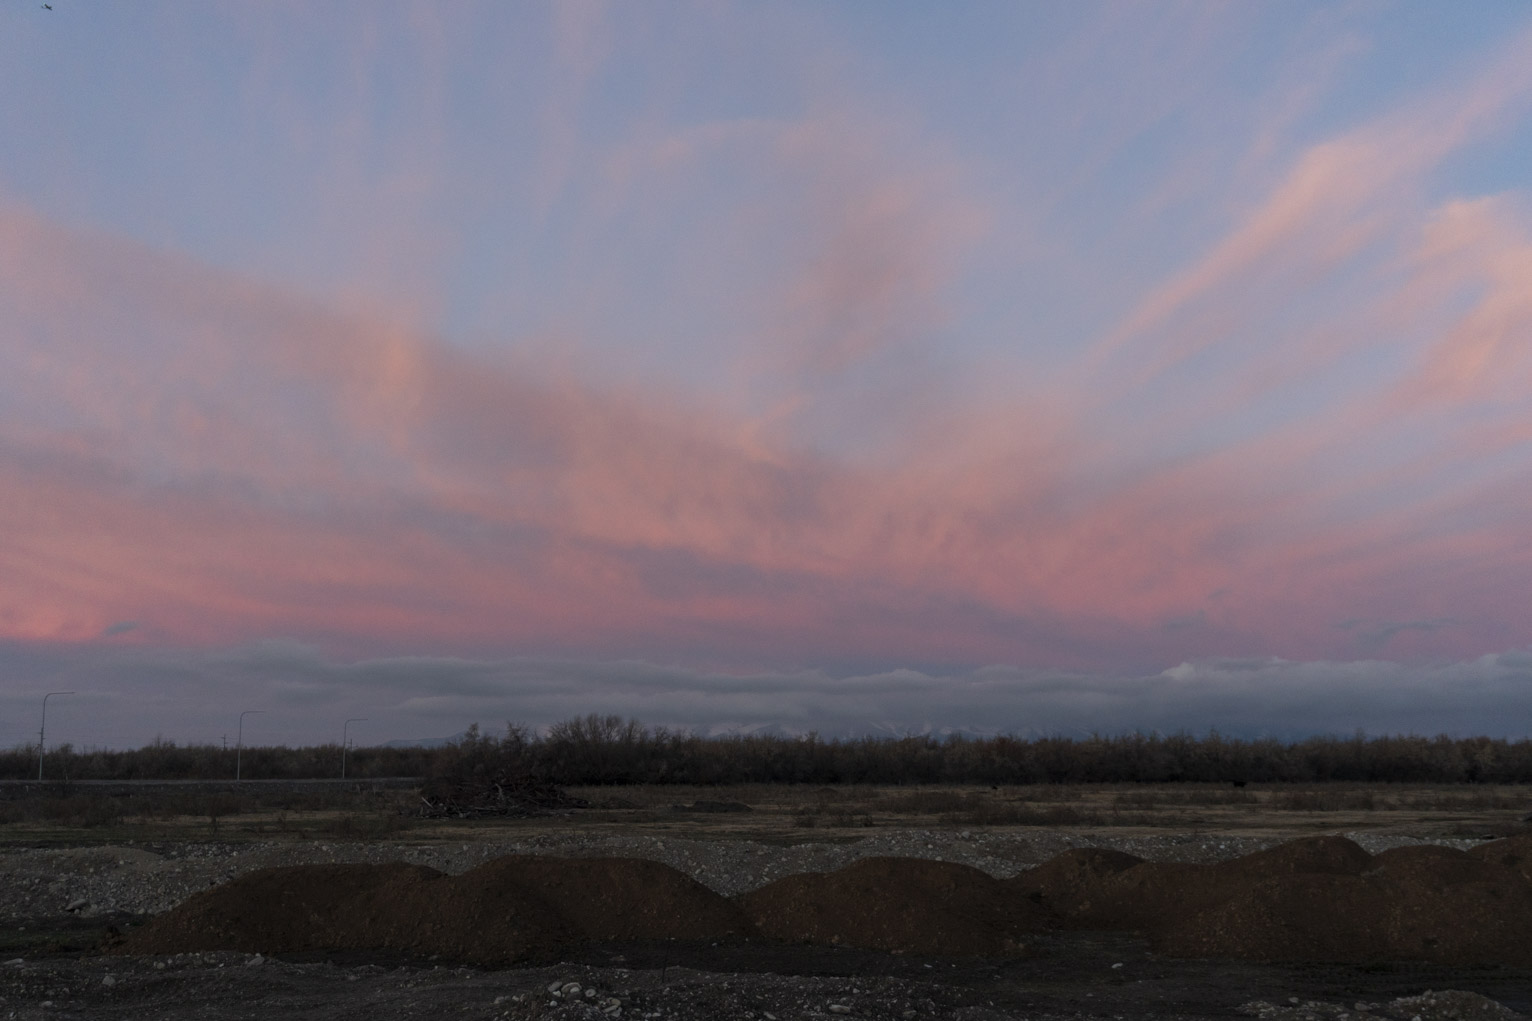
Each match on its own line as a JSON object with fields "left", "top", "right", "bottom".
{"left": 3, "top": 641, "right": 1531, "bottom": 750}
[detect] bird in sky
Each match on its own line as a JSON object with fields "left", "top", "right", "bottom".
{"left": 42, "top": 4, "right": 52, "bottom": 9}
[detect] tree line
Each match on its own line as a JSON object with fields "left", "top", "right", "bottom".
{"left": 5, "top": 716, "right": 1531, "bottom": 785}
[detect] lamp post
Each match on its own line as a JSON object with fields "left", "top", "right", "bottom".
{"left": 236, "top": 710, "right": 265, "bottom": 781}
{"left": 341, "top": 718, "right": 367, "bottom": 779}
{"left": 37, "top": 691, "right": 75, "bottom": 781}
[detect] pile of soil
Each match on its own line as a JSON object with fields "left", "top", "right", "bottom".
{"left": 1054, "top": 860, "right": 1231, "bottom": 930}
{"left": 1007, "top": 847, "right": 1144, "bottom": 916}
{"left": 1149, "top": 837, "right": 1532, "bottom": 966}
{"left": 1006, "top": 834, "right": 1532, "bottom": 966}
{"left": 736, "top": 857, "right": 1048, "bottom": 957}
{"left": 117, "top": 863, "right": 442, "bottom": 953}
{"left": 457, "top": 856, "right": 753, "bottom": 943}
{"left": 1155, "top": 871, "right": 1398, "bottom": 962}
{"left": 117, "top": 836, "right": 1532, "bottom": 968}
{"left": 347, "top": 859, "right": 573, "bottom": 964}
{"left": 1467, "top": 832, "right": 1532, "bottom": 880}
{"left": 1222, "top": 834, "right": 1375, "bottom": 877}
{"left": 119, "top": 856, "right": 744, "bottom": 965}
{"left": 1031, "top": 836, "right": 1375, "bottom": 932}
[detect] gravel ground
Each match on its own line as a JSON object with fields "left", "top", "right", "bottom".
{"left": 0, "top": 829, "right": 1494, "bottom": 921}
{"left": 1, "top": 936, "right": 1526, "bottom": 1021}
{"left": 0, "top": 830, "right": 1524, "bottom": 1021}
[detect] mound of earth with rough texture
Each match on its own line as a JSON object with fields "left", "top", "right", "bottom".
{"left": 1007, "top": 847, "right": 1144, "bottom": 916}
{"left": 119, "top": 856, "right": 746, "bottom": 965}
{"left": 1058, "top": 859, "right": 1240, "bottom": 930}
{"left": 1468, "top": 833, "right": 1532, "bottom": 881}
{"left": 454, "top": 855, "right": 754, "bottom": 943}
{"left": 1222, "top": 834, "right": 1375, "bottom": 877}
{"left": 736, "top": 856, "right": 1046, "bottom": 957}
{"left": 117, "top": 862, "right": 457, "bottom": 956}
{"left": 115, "top": 837, "right": 1532, "bottom": 969}
{"left": 1155, "top": 871, "right": 1399, "bottom": 962}
{"left": 1001, "top": 835, "right": 1532, "bottom": 966}
{"left": 1158, "top": 839, "right": 1532, "bottom": 965}
{"left": 1051, "top": 836, "right": 1377, "bottom": 932}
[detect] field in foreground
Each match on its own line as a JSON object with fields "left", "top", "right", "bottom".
{"left": 1, "top": 779, "right": 1528, "bottom": 845}
{"left": 0, "top": 784, "right": 1529, "bottom": 1020}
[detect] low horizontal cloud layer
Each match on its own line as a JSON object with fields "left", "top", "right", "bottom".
{"left": 4, "top": 641, "right": 1530, "bottom": 750}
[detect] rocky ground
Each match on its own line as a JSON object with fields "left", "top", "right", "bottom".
{"left": 2, "top": 943, "right": 1528, "bottom": 1021}
{"left": 1, "top": 828, "right": 1528, "bottom": 1021}
{"left": 0, "top": 829, "right": 1496, "bottom": 921}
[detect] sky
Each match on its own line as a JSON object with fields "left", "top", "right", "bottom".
{"left": 3, "top": 1, "right": 1532, "bottom": 749}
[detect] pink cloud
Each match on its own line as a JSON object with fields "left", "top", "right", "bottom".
{"left": 1089, "top": 22, "right": 1532, "bottom": 390}
{"left": 5, "top": 83, "right": 1532, "bottom": 677}
{"left": 0, "top": 200, "right": 1191, "bottom": 661}
{"left": 1390, "top": 196, "right": 1532, "bottom": 406}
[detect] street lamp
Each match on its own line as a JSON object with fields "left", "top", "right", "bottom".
{"left": 236, "top": 710, "right": 265, "bottom": 781}
{"left": 37, "top": 691, "right": 75, "bottom": 781}
{"left": 341, "top": 718, "right": 367, "bottom": 779}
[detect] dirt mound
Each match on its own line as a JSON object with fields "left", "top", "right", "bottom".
{"left": 120, "top": 863, "right": 454, "bottom": 956}
{"left": 1047, "top": 835, "right": 1532, "bottom": 966}
{"left": 1017, "top": 842, "right": 1370, "bottom": 932}
{"left": 120, "top": 856, "right": 744, "bottom": 965}
{"left": 1467, "top": 833, "right": 1532, "bottom": 881}
{"left": 1007, "top": 847, "right": 1144, "bottom": 916}
{"left": 456, "top": 856, "right": 753, "bottom": 942}
{"left": 737, "top": 857, "right": 1046, "bottom": 957}
{"left": 1366, "top": 844, "right": 1500, "bottom": 887}
{"left": 1221, "top": 835, "right": 1372, "bottom": 877}
{"left": 115, "top": 839, "right": 1532, "bottom": 968}
{"left": 1158, "top": 844, "right": 1532, "bottom": 966}
{"left": 1063, "top": 861, "right": 1244, "bottom": 930}
{"left": 1157, "top": 873, "right": 1393, "bottom": 962}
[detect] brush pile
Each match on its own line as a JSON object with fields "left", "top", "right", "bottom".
{"left": 415, "top": 773, "right": 587, "bottom": 819}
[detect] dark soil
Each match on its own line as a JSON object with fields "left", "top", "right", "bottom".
{"left": 8, "top": 926, "right": 1532, "bottom": 1020}
{"left": 118, "top": 856, "right": 752, "bottom": 966}
{"left": 1149, "top": 840, "right": 1532, "bottom": 966}
{"left": 8, "top": 834, "right": 1532, "bottom": 1019}
{"left": 737, "top": 856, "right": 1049, "bottom": 956}
{"left": 1004, "top": 846, "right": 1139, "bottom": 927}
{"left": 1223, "top": 834, "right": 1377, "bottom": 877}
{"left": 114, "top": 834, "right": 1532, "bottom": 976}
{"left": 462, "top": 855, "right": 754, "bottom": 943}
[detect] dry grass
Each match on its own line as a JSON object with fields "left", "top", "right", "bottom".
{"left": 0, "top": 786, "right": 421, "bottom": 844}
{"left": 1, "top": 780, "right": 1527, "bottom": 845}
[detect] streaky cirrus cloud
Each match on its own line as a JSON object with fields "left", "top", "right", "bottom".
{"left": 2, "top": 187, "right": 1529, "bottom": 670}
{"left": 2, "top": 3, "right": 1532, "bottom": 738}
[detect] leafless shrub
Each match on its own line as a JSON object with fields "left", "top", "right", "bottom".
{"left": 3, "top": 721, "right": 1532, "bottom": 787}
